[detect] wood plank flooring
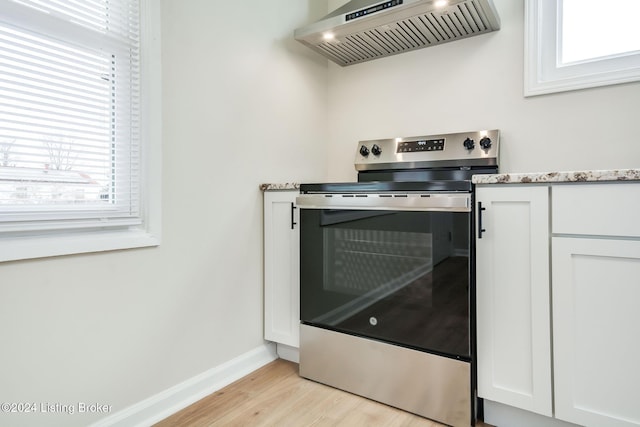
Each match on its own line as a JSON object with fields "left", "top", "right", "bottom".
{"left": 154, "top": 359, "right": 492, "bottom": 427}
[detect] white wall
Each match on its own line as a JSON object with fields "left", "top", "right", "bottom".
{"left": 326, "top": 0, "right": 640, "bottom": 182}
{"left": 0, "top": 1, "right": 327, "bottom": 426}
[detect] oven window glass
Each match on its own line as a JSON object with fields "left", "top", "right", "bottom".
{"left": 300, "top": 209, "right": 470, "bottom": 359}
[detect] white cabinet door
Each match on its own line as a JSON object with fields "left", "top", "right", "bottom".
{"left": 476, "top": 185, "right": 552, "bottom": 416}
{"left": 263, "top": 190, "right": 299, "bottom": 348}
{"left": 552, "top": 237, "right": 640, "bottom": 427}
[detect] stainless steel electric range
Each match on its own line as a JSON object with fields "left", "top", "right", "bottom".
{"left": 296, "top": 129, "right": 499, "bottom": 427}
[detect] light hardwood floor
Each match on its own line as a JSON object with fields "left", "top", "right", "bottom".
{"left": 154, "top": 359, "right": 492, "bottom": 427}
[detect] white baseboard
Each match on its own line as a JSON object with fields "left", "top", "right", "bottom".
{"left": 90, "top": 342, "right": 277, "bottom": 427}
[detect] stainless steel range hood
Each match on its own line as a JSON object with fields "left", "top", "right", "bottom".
{"left": 294, "top": 0, "right": 500, "bottom": 66}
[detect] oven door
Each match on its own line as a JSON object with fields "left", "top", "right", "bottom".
{"left": 297, "top": 192, "right": 472, "bottom": 360}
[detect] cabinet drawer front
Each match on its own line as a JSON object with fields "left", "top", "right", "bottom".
{"left": 552, "top": 183, "right": 640, "bottom": 237}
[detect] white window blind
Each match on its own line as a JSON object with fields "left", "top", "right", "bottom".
{"left": 0, "top": 0, "right": 141, "bottom": 233}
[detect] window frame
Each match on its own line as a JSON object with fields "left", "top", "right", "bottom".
{"left": 524, "top": 0, "right": 640, "bottom": 96}
{"left": 0, "top": 0, "right": 161, "bottom": 262}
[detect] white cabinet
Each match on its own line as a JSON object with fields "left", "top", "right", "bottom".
{"left": 475, "top": 185, "right": 552, "bottom": 416}
{"left": 552, "top": 183, "right": 640, "bottom": 427}
{"left": 477, "top": 182, "right": 640, "bottom": 427}
{"left": 552, "top": 237, "right": 640, "bottom": 427}
{"left": 263, "top": 190, "right": 300, "bottom": 361}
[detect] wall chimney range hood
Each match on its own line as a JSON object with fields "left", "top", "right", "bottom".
{"left": 294, "top": 0, "right": 500, "bottom": 66}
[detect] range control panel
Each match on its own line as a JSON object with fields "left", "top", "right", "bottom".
{"left": 397, "top": 138, "right": 445, "bottom": 153}
{"left": 354, "top": 129, "right": 500, "bottom": 171}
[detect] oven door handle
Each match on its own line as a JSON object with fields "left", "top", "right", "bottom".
{"left": 295, "top": 193, "right": 471, "bottom": 212}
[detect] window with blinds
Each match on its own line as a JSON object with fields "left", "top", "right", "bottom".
{"left": 0, "top": 0, "right": 141, "bottom": 233}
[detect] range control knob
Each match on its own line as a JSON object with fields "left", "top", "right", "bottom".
{"left": 463, "top": 138, "right": 475, "bottom": 150}
{"left": 479, "top": 136, "right": 492, "bottom": 149}
{"left": 371, "top": 144, "right": 382, "bottom": 156}
{"left": 359, "top": 145, "right": 370, "bottom": 157}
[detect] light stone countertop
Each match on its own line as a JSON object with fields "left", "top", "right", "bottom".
{"left": 472, "top": 169, "right": 640, "bottom": 184}
{"left": 259, "top": 183, "right": 300, "bottom": 191}
{"left": 261, "top": 169, "right": 640, "bottom": 190}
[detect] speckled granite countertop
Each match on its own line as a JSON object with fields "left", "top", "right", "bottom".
{"left": 259, "top": 183, "right": 300, "bottom": 191}
{"left": 472, "top": 169, "right": 640, "bottom": 184}
{"left": 261, "top": 170, "right": 640, "bottom": 189}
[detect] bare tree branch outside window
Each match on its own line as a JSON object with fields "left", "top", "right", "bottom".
{"left": 42, "top": 137, "right": 77, "bottom": 171}
{"left": 0, "top": 139, "right": 15, "bottom": 167}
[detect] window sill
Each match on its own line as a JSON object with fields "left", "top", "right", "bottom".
{"left": 0, "top": 228, "right": 160, "bottom": 262}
